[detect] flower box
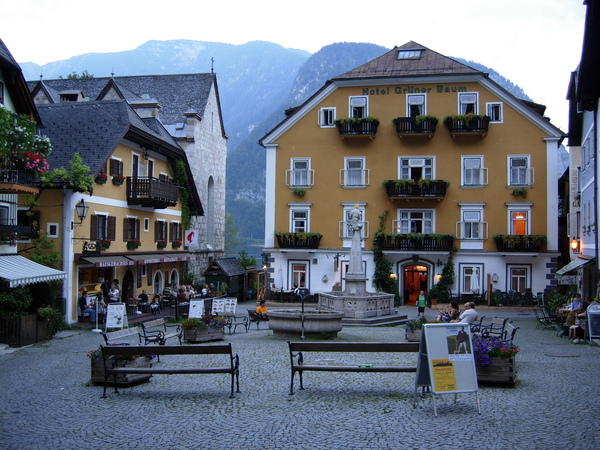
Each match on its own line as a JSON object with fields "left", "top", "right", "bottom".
{"left": 95, "top": 175, "right": 107, "bottom": 184}
{"left": 90, "top": 356, "right": 153, "bottom": 385}
{"left": 184, "top": 326, "right": 225, "bottom": 343}
{"left": 112, "top": 175, "right": 126, "bottom": 185}
{"left": 126, "top": 240, "right": 141, "bottom": 250}
{"left": 172, "top": 240, "right": 182, "bottom": 249}
{"left": 476, "top": 356, "right": 517, "bottom": 385}
{"left": 157, "top": 241, "right": 167, "bottom": 249}
{"left": 405, "top": 329, "right": 421, "bottom": 342}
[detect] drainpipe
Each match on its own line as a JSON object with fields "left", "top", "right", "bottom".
{"left": 61, "top": 186, "right": 75, "bottom": 323}
{"left": 594, "top": 105, "right": 599, "bottom": 296}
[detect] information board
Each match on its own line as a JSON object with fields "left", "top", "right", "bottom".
{"left": 211, "top": 297, "right": 238, "bottom": 315}
{"left": 188, "top": 300, "right": 206, "bottom": 319}
{"left": 586, "top": 303, "right": 600, "bottom": 341}
{"left": 105, "top": 303, "right": 127, "bottom": 330}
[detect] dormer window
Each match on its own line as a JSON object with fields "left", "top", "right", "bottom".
{"left": 58, "top": 90, "right": 84, "bottom": 102}
{"left": 397, "top": 49, "right": 422, "bottom": 60}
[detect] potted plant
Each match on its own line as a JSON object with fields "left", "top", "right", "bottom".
{"left": 112, "top": 174, "right": 126, "bottom": 185}
{"left": 405, "top": 317, "right": 428, "bottom": 342}
{"left": 87, "top": 346, "right": 154, "bottom": 385}
{"left": 293, "top": 188, "right": 306, "bottom": 197}
{"left": 95, "top": 173, "right": 108, "bottom": 184}
{"left": 126, "top": 239, "right": 141, "bottom": 249}
{"left": 172, "top": 240, "right": 182, "bottom": 249}
{"left": 181, "top": 314, "right": 228, "bottom": 342}
{"left": 156, "top": 240, "right": 167, "bottom": 249}
{"left": 511, "top": 188, "right": 528, "bottom": 198}
{"left": 98, "top": 239, "right": 111, "bottom": 250}
{"left": 472, "top": 335, "right": 519, "bottom": 384}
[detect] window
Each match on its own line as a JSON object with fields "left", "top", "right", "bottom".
{"left": 144, "top": 218, "right": 150, "bottom": 232}
{"left": 349, "top": 96, "right": 368, "bottom": 119}
{"left": 46, "top": 223, "right": 59, "bottom": 238}
{"left": 17, "top": 210, "right": 40, "bottom": 240}
{"left": 290, "top": 262, "right": 308, "bottom": 290}
{"left": 124, "top": 217, "right": 140, "bottom": 241}
{"left": 461, "top": 265, "right": 483, "bottom": 294}
{"left": 319, "top": 108, "right": 335, "bottom": 127}
{"left": 287, "top": 159, "right": 313, "bottom": 187}
{"left": 342, "top": 157, "right": 368, "bottom": 187}
{"left": 407, "top": 94, "right": 425, "bottom": 117}
{"left": 399, "top": 157, "right": 433, "bottom": 180}
{"left": 169, "top": 222, "right": 182, "bottom": 242}
{"left": 397, "top": 49, "right": 422, "bottom": 59}
{"left": 154, "top": 220, "right": 167, "bottom": 241}
{"left": 508, "top": 156, "right": 532, "bottom": 186}
{"left": 486, "top": 102, "right": 503, "bottom": 122}
{"left": 508, "top": 266, "right": 529, "bottom": 293}
{"left": 110, "top": 158, "right": 123, "bottom": 177}
{"left": 462, "top": 156, "right": 486, "bottom": 186}
{"left": 290, "top": 206, "right": 310, "bottom": 233}
{"left": 459, "top": 92, "right": 478, "bottom": 114}
{"left": 397, "top": 210, "right": 433, "bottom": 234}
{"left": 461, "top": 210, "right": 484, "bottom": 239}
{"left": 90, "top": 214, "right": 116, "bottom": 241}
{"left": 510, "top": 210, "right": 529, "bottom": 235}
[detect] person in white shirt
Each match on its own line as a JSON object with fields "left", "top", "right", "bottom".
{"left": 451, "top": 302, "right": 479, "bottom": 324}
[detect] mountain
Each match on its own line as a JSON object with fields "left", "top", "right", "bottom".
{"left": 20, "top": 39, "right": 539, "bottom": 248}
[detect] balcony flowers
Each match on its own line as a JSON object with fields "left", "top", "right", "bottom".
{"left": 98, "top": 239, "right": 111, "bottom": 250}
{"left": 112, "top": 174, "right": 126, "bottom": 185}
{"left": 181, "top": 314, "right": 228, "bottom": 330}
{"left": 95, "top": 173, "right": 108, "bottom": 184}
{"left": 472, "top": 335, "right": 520, "bottom": 369}
{"left": 172, "top": 240, "right": 182, "bottom": 249}
{"left": 126, "top": 239, "right": 141, "bottom": 249}
{"left": 15, "top": 150, "right": 51, "bottom": 173}
{"left": 157, "top": 240, "right": 168, "bottom": 249}
{"left": 0, "top": 231, "right": 18, "bottom": 246}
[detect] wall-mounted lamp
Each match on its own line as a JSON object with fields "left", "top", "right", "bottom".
{"left": 492, "top": 273, "right": 499, "bottom": 283}
{"left": 389, "top": 273, "right": 397, "bottom": 280}
{"left": 570, "top": 238, "right": 580, "bottom": 254}
{"left": 434, "top": 274, "right": 442, "bottom": 283}
{"left": 72, "top": 199, "right": 89, "bottom": 230}
{"left": 144, "top": 150, "right": 149, "bottom": 160}
{"left": 322, "top": 274, "right": 328, "bottom": 283}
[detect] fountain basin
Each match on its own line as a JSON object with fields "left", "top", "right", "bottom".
{"left": 268, "top": 309, "right": 345, "bottom": 337}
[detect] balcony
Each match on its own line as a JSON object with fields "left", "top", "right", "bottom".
{"left": 443, "top": 114, "right": 490, "bottom": 137}
{"left": 493, "top": 234, "right": 547, "bottom": 252}
{"left": 0, "top": 160, "right": 39, "bottom": 194}
{"left": 275, "top": 232, "right": 322, "bottom": 249}
{"left": 376, "top": 233, "right": 455, "bottom": 251}
{"left": 126, "top": 177, "right": 179, "bottom": 209}
{"left": 0, "top": 220, "right": 33, "bottom": 240}
{"left": 334, "top": 117, "right": 379, "bottom": 140}
{"left": 393, "top": 116, "right": 438, "bottom": 138}
{"left": 384, "top": 179, "right": 448, "bottom": 201}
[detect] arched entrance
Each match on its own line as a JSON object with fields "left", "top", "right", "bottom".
{"left": 153, "top": 271, "right": 163, "bottom": 294}
{"left": 403, "top": 264, "right": 430, "bottom": 305}
{"left": 122, "top": 270, "right": 134, "bottom": 302}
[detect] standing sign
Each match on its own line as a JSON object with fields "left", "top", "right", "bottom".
{"left": 105, "top": 303, "right": 127, "bottom": 330}
{"left": 586, "top": 303, "right": 600, "bottom": 343}
{"left": 188, "top": 300, "right": 205, "bottom": 319}
{"left": 212, "top": 297, "right": 238, "bottom": 315}
{"left": 416, "top": 323, "right": 480, "bottom": 416}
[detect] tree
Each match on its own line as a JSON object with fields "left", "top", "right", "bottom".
{"left": 224, "top": 211, "right": 240, "bottom": 255}
{"left": 372, "top": 210, "right": 401, "bottom": 305}
{"left": 237, "top": 250, "right": 256, "bottom": 268}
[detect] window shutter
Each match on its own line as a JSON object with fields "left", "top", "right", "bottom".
{"left": 570, "top": 167, "right": 580, "bottom": 193}
{"left": 90, "top": 215, "right": 99, "bottom": 240}
{"left": 155, "top": 221, "right": 160, "bottom": 241}
{"left": 135, "top": 219, "right": 140, "bottom": 240}
{"left": 107, "top": 216, "right": 116, "bottom": 241}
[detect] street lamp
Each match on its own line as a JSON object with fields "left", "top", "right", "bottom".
{"left": 74, "top": 199, "right": 89, "bottom": 225}
{"left": 570, "top": 238, "right": 580, "bottom": 253}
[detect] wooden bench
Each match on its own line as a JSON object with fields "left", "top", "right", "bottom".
{"left": 140, "top": 318, "right": 182, "bottom": 345}
{"left": 101, "top": 326, "right": 143, "bottom": 346}
{"left": 247, "top": 309, "right": 269, "bottom": 330}
{"left": 100, "top": 344, "right": 240, "bottom": 398}
{"left": 287, "top": 341, "right": 419, "bottom": 395}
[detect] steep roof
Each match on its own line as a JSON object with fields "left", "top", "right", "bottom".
{"left": 333, "top": 41, "right": 482, "bottom": 80}
{"left": 0, "top": 39, "right": 41, "bottom": 123}
{"left": 203, "top": 257, "right": 246, "bottom": 277}
{"left": 36, "top": 99, "right": 203, "bottom": 214}
{"left": 27, "top": 73, "right": 226, "bottom": 136}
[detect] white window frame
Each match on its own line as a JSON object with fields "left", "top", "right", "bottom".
{"left": 486, "top": 102, "right": 503, "bottom": 123}
{"left": 457, "top": 207, "right": 488, "bottom": 240}
{"left": 507, "top": 265, "right": 530, "bottom": 293}
{"left": 349, "top": 96, "right": 368, "bottom": 119}
{"left": 507, "top": 205, "right": 531, "bottom": 235}
{"left": 289, "top": 260, "right": 309, "bottom": 290}
{"left": 395, "top": 209, "right": 434, "bottom": 234}
{"left": 286, "top": 158, "right": 313, "bottom": 188}
{"left": 46, "top": 223, "right": 59, "bottom": 238}
{"left": 144, "top": 217, "right": 150, "bottom": 232}
{"left": 508, "top": 155, "right": 533, "bottom": 186}
{"left": 319, "top": 107, "right": 336, "bottom": 127}
{"left": 399, "top": 157, "right": 434, "bottom": 180}
{"left": 461, "top": 156, "right": 487, "bottom": 187}
{"left": 406, "top": 94, "right": 426, "bottom": 117}
{"left": 341, "top": 157, "right": 368, "bottom": 188}
{"left": 460, "top": 264, "right": 484, "bottom": 294}
{"left": 289, "top": 204, "right": 311, "bottom": 233}
{"left": 458, "top": 92, "right": 479, "bottom": 115}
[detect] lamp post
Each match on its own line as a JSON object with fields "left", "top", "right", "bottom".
{"left": 74, "top": 199, "right": 89, "bottom": 225}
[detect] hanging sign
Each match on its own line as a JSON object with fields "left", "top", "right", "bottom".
{"left": 184, "top": 230, "right": 198, "bottom": 246}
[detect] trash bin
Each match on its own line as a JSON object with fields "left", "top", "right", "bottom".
{"left": 54, "top": 297, "right": 66, "bottom": 316}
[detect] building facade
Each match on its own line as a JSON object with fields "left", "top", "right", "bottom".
{"left": 260, "top": 42, "right": 563, "bottom": 304}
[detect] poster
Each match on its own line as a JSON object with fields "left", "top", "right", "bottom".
{"left": 105, "top": 303, "right": 127, "bottom": 329}
{"left": 212, "top": 297, "right": 238, "bottom": 315}
{"left": 188, "top": 300, "right": 205, "bottom": 319}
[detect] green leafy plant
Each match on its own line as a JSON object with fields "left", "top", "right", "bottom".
{"left": 511, "top": 188, "right": 528, "bottom": 198}
{"left": 472, "top": 335, "right": 520, "bottom": 368}
{"left": 293, "top": 188, "right": 306, "bottom": 197}
{"left": 372, "top": 210, "right": 401, "bottom": 305}
{"left": 181, "top": 314, "right": 227, "bottom": 330}
{"left": 37, "top": 306, "right": 67, "bottom": 336}
{"left": 405, "top": 317, "right": 428, "bottom": 331}
{"left": 237, "top": 250, "right": 257, "bottom": 268}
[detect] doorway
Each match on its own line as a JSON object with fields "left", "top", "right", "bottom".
{"left": 403, "top": 264, "right": 430, "bottom": 305}
{"left": 122, "top": 270, "right": 134, "bottom": 302}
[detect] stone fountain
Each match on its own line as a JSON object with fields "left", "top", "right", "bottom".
{"left": 318, "top": 205, "right": 395, "bottom": 319}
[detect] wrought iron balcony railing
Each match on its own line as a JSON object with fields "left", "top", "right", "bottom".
{"left": 376, "top": 233, "right": 455, "bottom": 251}
{"left": 275, "top": 232, "right": 322, "bottom": 249}
{"left": 444, "top": 115, "right": 490, "bottom": 136}
{"left": 384, "top": 179, "right": 448, "bottom": 200}
{"left": 493, "top": 234, "right": 547, "bottom": 252}
{"left": 393, "top": 117, "right": 438, "bottom": 137}
{"left": 335, "top": 118, "right": 379, "bottom": 140}
{"left": 126, "top": 177, "right": 179, "bottom": 209}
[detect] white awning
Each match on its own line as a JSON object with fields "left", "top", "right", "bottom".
{"left": 80, "top": 255, "right": 134, "bottom": 268}
{"left": 0, "top": 255, "right": 67, "bottom": 288}
{"left": 555, "top": 258, "right": 594, "bottom": 279}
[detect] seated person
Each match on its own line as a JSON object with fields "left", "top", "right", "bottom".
{"left": 256, "top": 300, "right": 268, "bottom": 319}
{"left": 436, "top": 300, "right": 459, "bottom": 323}
{"left": 78, "top": 290, "right": 96, "bottom": 324}
{"left": 569, "top": 300, "right": 589, "bottom": 343}
{"left": 148, "top": 294, "right": 161, "bottom": 314}
{"left": 138, "top": 289, "right": 149, "bottom": 303}
{"left": 450, "top": 302, "right": 479, "bottom": 324}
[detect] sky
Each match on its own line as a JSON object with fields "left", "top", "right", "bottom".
{"left": 3, "top": 0, "right": 588, "bottom": 132}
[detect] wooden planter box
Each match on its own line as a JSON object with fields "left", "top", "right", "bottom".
{"left": 90, "top": 356, "right": 153, "bottom": 385}
{"left": 184, "top": 326, "right": 225, "bottom": 343}
{"left": 405, "top": 329, "right": 421, "bottom": 342}
{"left": 0, "top": 314, "right": 51, "bottom": 347}
{"left": 476, "top": 356, "right": 517, "bottom": 385}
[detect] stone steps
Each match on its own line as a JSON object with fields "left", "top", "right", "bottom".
{"left": 342, "top": 313, "right": 409, "bottom": 327}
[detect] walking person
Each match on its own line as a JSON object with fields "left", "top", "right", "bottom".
{"left": 417, "top": 291, "right": 426, "bottom": 318}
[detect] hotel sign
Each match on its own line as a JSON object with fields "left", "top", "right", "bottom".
{"left": 362, "top": 85, "right": 467, "bottom": 96}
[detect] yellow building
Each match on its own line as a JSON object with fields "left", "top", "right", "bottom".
{"left": 260, "top": 42, "right": 563, "bottom": 305}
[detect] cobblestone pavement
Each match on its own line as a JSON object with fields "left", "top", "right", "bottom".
{"left": 0, "top": 305, "right": 598, "bottom": 449}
